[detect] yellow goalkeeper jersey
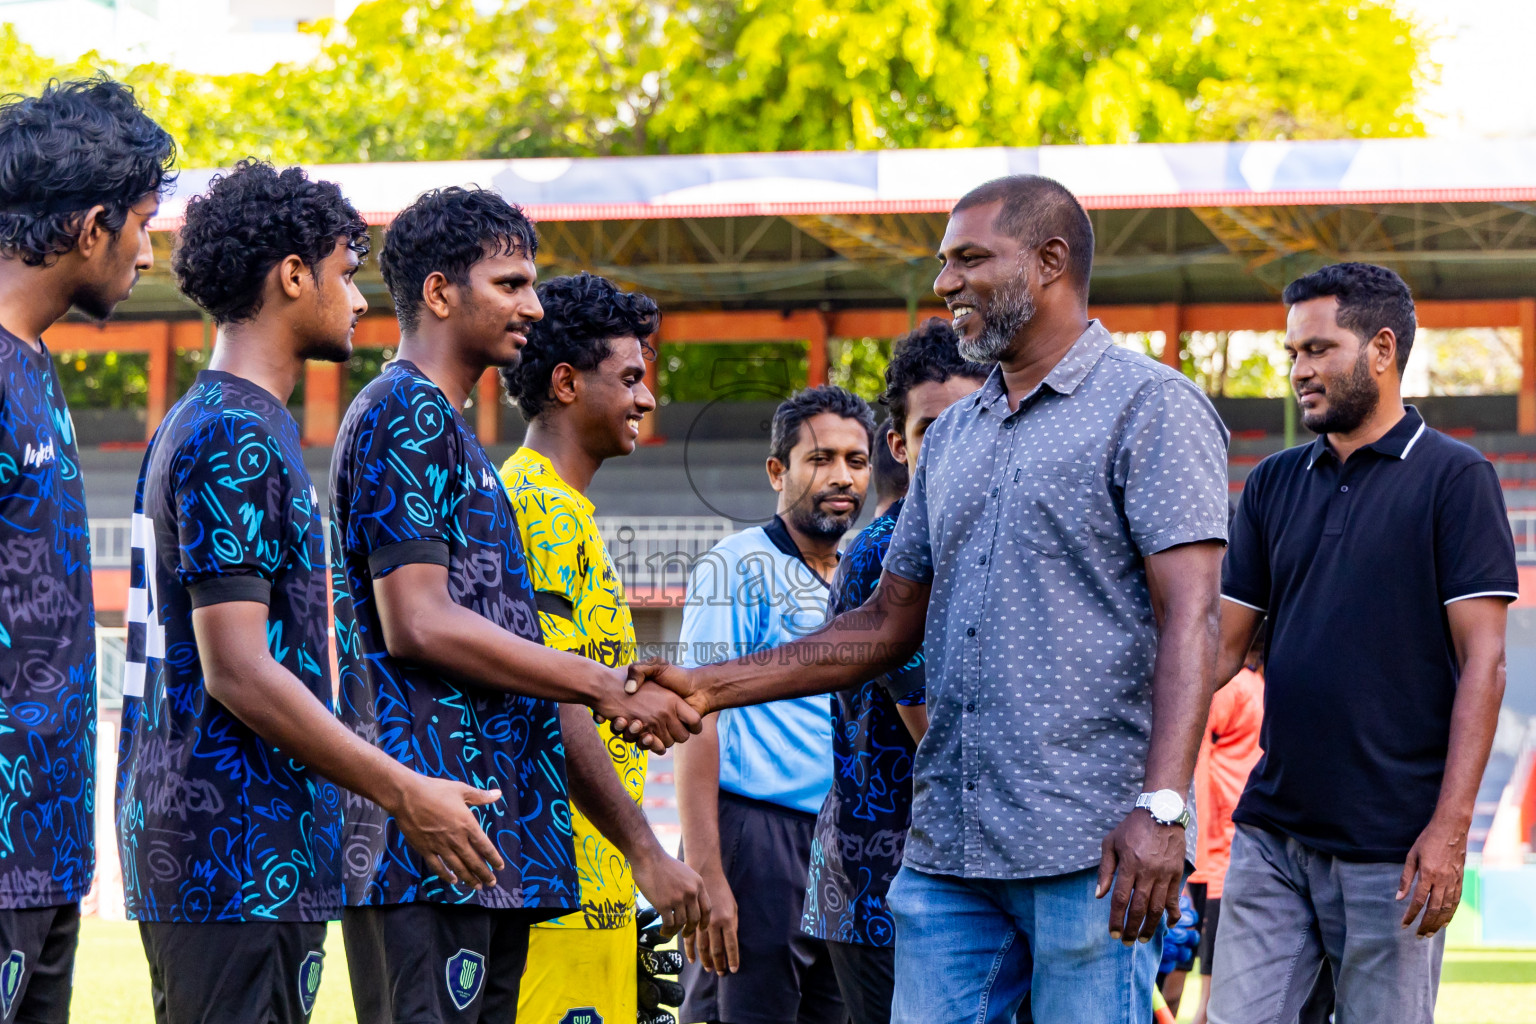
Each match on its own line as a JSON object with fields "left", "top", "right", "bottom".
{"left": 500, "top": 446, "right": 646, "bottom": 929}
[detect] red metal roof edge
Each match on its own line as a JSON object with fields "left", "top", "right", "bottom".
{"left": 146, "top": 185, "right": 1536, "bottom": 233}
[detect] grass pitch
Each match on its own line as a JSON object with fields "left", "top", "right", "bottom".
{"left": 68, "top": 918, "right": 1536, "bottom": 1024}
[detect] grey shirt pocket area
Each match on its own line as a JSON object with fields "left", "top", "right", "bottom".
{"left": 1007, "top": 459, "right": 1098, "bottom": 558}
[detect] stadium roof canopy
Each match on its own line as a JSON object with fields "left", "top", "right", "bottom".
{"left": 118, "top": 137, "right": 1536, "bottom": 317}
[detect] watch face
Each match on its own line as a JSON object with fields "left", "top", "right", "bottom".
{"left": 1149, "top": 790, "right": 1183, "bottom": 822}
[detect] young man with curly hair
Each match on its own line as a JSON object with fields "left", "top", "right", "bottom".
{"left": 0, "top": 76, "right": 172, "bottom": 1024}
{"left": 115, "top": 161, "right": 509, "bottom": 1024}
{"left": 498, "top": 271, "right": 705, "bottom": 1024}
{"left": 800, "top": 320, "right": 989, "bottom": 1024}
{"left": 329, "top": 190, "right": 705, "bottom": 1024}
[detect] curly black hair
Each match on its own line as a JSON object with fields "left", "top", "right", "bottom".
{"left": 0, "top": 75, "right": 175, "bottom": 266}
{"left": 381, "top": 187, "right": 539, "bottom": 335}
{"left": 769, "top": 385, "right": 875, "bottom": 466}
{"left": 881, "top": 318, "right": 992, "bottom": 434}
{"left": 1282, "top": 262, "right": 1417, "bottom": 372}
{"left": 171, "top": 160, "right": 368, "bottom": 325}
{"left": 501, "top": 272, "right": 659, "bottom": 420}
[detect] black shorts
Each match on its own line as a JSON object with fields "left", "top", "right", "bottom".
{"left": 1186, "top": 883, "right": 1221, "bottom": 977}
{"left": 825, "top": 940, "right": 893, "bottom": 1024}
{"left": 342, "top": 903, "right": 534, "bottom": 1024}
{"left": 138, "top": 920, "right": 328, "bottom": 1024}
{"left": 0, "top": 903, "right": 78, "bottom": 1024}
{"left": 680, "top": 793, "right": 844, "bottom": 1024}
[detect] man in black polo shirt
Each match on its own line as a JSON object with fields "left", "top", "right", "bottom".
{"left": 1207, "top": 263, "right": 1517, "bottom": 1024}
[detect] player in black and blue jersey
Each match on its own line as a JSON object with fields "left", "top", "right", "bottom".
{"left": 115, "top": 162, "right": 509, "bottom": 1024}
{"left": 330, "top": 187, "right": 706, "bottom": 1024}
{"left": 0, "top": 77, "right": 173, "bottom": 1024}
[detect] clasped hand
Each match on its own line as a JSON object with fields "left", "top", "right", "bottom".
{"left": 592, "top": 662, "right": 705, "bottom": 752}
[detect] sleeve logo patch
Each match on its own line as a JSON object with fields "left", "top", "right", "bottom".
{"left": 559, "top": 1009, "right": 604, "bottom": 1024}
{"left": 2, "top": 950, "right": 25, "bottom": 1018}
{"left": 445, "top": 949, "right": 486, "bottom": 1011}
{"left": 297, "top": 950, "right": 324, "bottom": 1016}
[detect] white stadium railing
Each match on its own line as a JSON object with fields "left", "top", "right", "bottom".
{"left": 1510, "top": 509, "right": 1536, "bottom": 565}
{"left": 90, "top": 512, "right": 1536, "bottom": 570}
{"left": 90, "top": 516, "right": 741, "bottom": 578}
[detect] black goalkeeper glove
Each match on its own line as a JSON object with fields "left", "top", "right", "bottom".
{"left": 637, "top": 907, "right": 685, "bottom": 1024}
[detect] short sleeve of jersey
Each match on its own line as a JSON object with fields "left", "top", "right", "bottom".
{"left": 679, "top": 540, "right": 763, "bottom": 669}
{"left": 1113, "top": 378, "right": 1230, "bottom": 556}
{"left": 343, "top": 381, "right": 461, "bottom": 577}
{"left": 1221, "top": 462, "right": 1270, "bottom": 613}
{"left": 511, "top": 486, "right": 589, "bottom": 657}
{"left": 1436, "top": 459, "right": 1520, "bottom": 605}
{"left": 884, "top": 442, "right": 934, "bottom": 583}
{"left": 172, "top": 411, "right": 290, "bottom": 608}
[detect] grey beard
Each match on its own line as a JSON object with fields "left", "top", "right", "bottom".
{"left": 789, "top": 503, "right": 858, "bottom": 542}
{"left": 958, "top": 278, "right": 1035, "bottom": 363}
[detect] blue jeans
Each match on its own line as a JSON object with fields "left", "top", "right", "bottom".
{"left": 887, "top": 866, "right": 1162, "bottom": 1024}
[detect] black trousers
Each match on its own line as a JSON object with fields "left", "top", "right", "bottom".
{"left": 343, "top": 902, "right": 534, "bottom": 1024}
{"left": 0, "top": 904, "right": 78, "bottom": 1024}
{"left": 680, "top": 793, "right": 845, "bottom": 1024}
{"left": 139, "top": 920, "right": 327, "bottom": 1024}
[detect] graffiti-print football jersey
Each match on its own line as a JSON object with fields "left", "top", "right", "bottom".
{"left": 802, "top": 498, "right": 924, "bottom": 947}
{"left": 329, "top": 360, "right": 577, "bottom": 914}
{"left": 116, "top": 370, "right": 342, "bottom": 922}
{"left": 0, "top": 328, "right": 95, "bottom": 909}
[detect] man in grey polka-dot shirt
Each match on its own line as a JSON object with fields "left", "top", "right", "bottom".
{"left": 631, "top": 175, "right": 1229, "bottom": 1024}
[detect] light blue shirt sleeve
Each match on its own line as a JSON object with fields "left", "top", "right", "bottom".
{"left": 676, "top": 530, "right": 834, "bottom": 815}
{"left": 678, "top": 541, "right": 764, "bottom": 668}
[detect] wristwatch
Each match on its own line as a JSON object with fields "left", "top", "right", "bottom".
{"left": 1136, "top": 789, "right": 1191, "bottom": 828}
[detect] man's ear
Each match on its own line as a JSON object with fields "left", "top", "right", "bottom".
{"left": 421, "top": 270, "right": 454, "bottom": 321}
{"left": 72, "top": 205, "right": 111, "bottom": 261}
{"left": 1036, "top": 236, "right": 1072, "bottom": 290}
{"left": 887, "top": 426, "right": 906, "bottom": 466}
{"left": 274, "top": 254, "right": 308, "bottom": 301}
{"left": 766, "top": 455, "right": 787, "bottom": 493}
{"left": 1370, "top": 328, "right": 1399, "bottom": 377}
{"left": 549, "top": 363, "right": 579, "bottom": 407}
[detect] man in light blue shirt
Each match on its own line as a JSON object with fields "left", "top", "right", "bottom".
{"left": 676, "top": 385, "right": 875, "bottom": 1024}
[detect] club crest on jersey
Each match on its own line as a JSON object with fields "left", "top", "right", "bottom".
{"left": 445, "top": 949, "right": 485, "bottom": 1011}
{"left": 1, "top": 950, "right": 24, "bottom": 1018}
{"left": 297, "top": 950, "right": 323, "bottom": 1016}
{"left": 559, "top": 1008, "right": 604, "bottom": 1024}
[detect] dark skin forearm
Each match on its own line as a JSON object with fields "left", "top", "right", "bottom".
{"left": 895, "top": 704, "right": 929, "bottom": 742}
{"left": 560, "top": 703, "right": 664, "bottom": 863}
{"left": 1434, "top": 598, "right": 1509, "bottom": 828}
{"left": 1098, "top": 540, "right": 1223, "bottom": 944}
{"left": 559, "top": 703, "right": 711, "bottom": 939}
{"left": 376, "top": 562, "right": 699, "bottom": 749}
{"left": 633, "top": 573, "right": 930, "bottom": 718}
{"left": 1141, "top": 544, "right": 1225, "bottom": 794}
{"left": 674, "top": 713, "right": 741, "bottom": 974}
{"left": 1214, "top": 600, "right": 1264, "bottom": 692}
{"left": 195, "top": 604, "right": 420, "bottom": 815}
{"left": 193, "top": 600, "right": 506, "bottom": 888}
{"left": 1397, "top": 596, "right": 1509, "bottom": 935}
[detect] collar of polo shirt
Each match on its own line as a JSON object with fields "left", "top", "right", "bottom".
{"left": 1305, "top": 404, "right": 1429, "bottom": 469}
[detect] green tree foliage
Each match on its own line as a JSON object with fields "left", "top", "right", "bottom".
{"left": 1, "top": 0, "right": 1426, "bottom": 166}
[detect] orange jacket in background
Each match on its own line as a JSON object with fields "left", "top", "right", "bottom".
{"left": 1188, "top": 667, "right": 1265, "bottom": 898}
